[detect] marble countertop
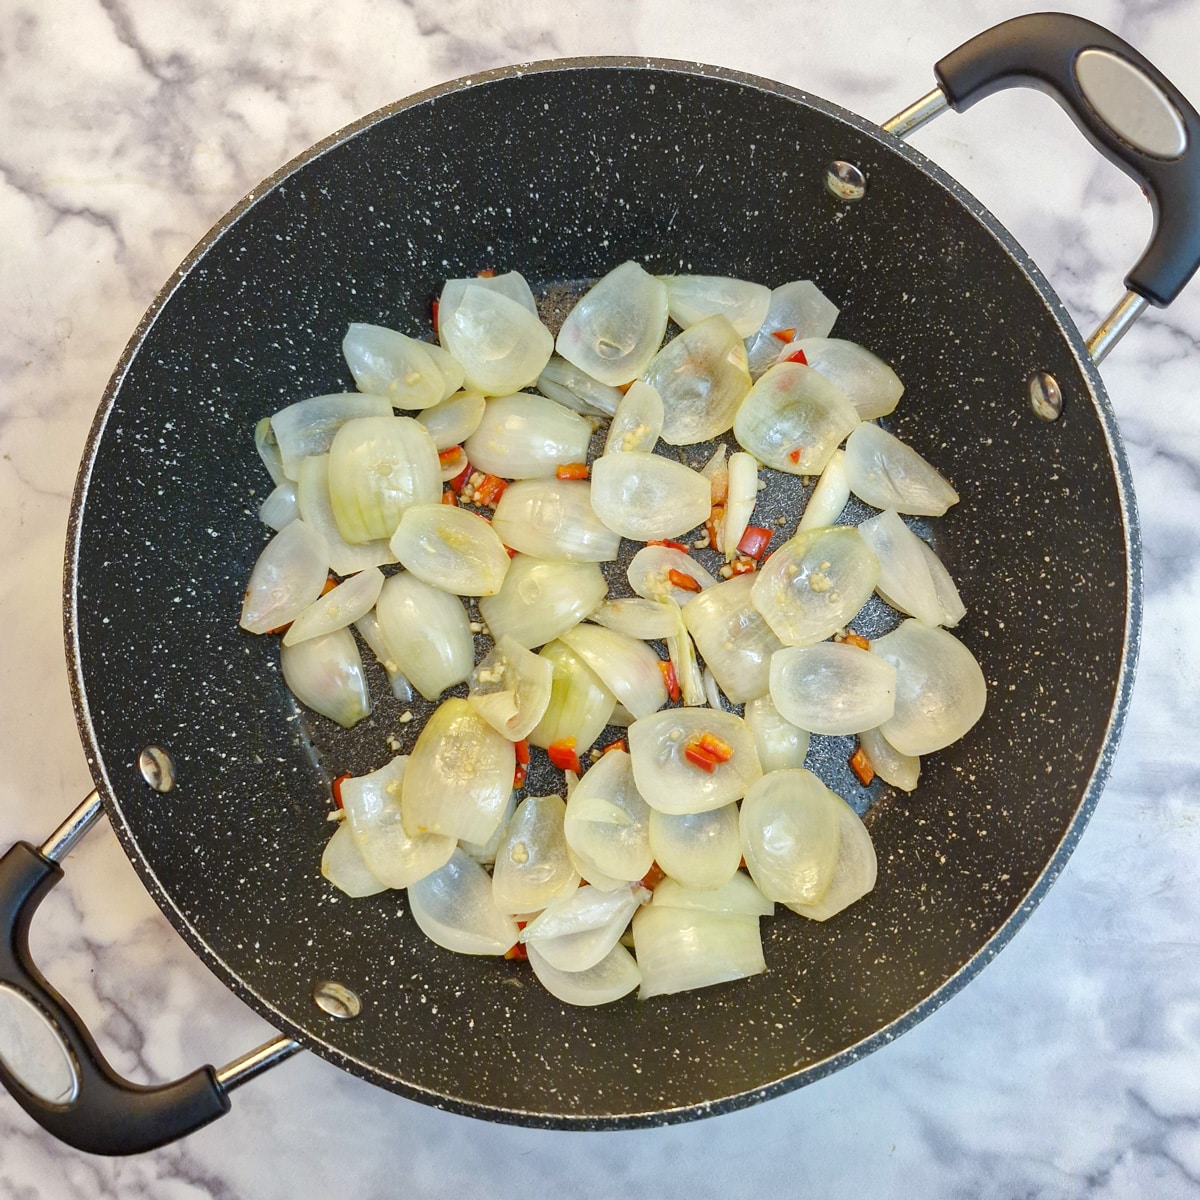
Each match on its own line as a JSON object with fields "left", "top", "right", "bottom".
{"left": 3, "top": 0, "right": 1200, "bottom": 1194}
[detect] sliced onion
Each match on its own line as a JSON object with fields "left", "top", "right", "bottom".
{"left": 590, "top": 452, "right": 711, "bottom": 541}
{"left": 255, "top": 416, "right": 287, "bottom": 486}
{"left": 440, "top": 270, "right": 538, "bottom": 317}
{"left": 327, "top": 415, "right": 441, "bottom": 543}
{"left": 648, "top": 803, "right": 741, "bottom": 890}
{"left": 769, "top": 642, "right": 897, "bottom": 736}
{"left": 628, "top": 708, "right": 762, "bottom": 815}
{"left": 467, "top": 633, "right": 555, "bottom": 741}
{"left": 459, "top": 792, "right": 517, "bottom": 866}
{"left": 744, "top": 694, "right": 811, "bottom": 772}
{"left": 239, "top": 519, "right": 329, "bottom": 635}
{"left": 526, "top": 940, "right": 641, "bottom": 1006}
{"left": 407, "top": 848, "right": 520, "bottom": 955}
{"left": 463, "top": 393, "right": 592, "bottom": 479}
{"left": 643, "top": 315, "right": 751, "bottom": 445}
{"left": 603, "top": 380, "right": 664, "bottom": 454}
{"left": 342, "top": 322, "right": 463, "bottom": 409}
{"left": 283, "top": 566, "right": 385, "bottom": 646}
{"left": 587, "top": 597, "right": 680, "bottom": 641}
{"left": 786, "top": 798, "right": 877, "bottom": 921}
{"left": 491, "top": 795, "right": 579, "bottom": 914}
{"left": 857, "top": 726, "right": 920, "bottom": 792}
{"left": 374, "top": 572, "right": 473, "bottom": 700}
{"left": 416, "top": 389, "right": 486, "bottom": 449}
{"left": 651, "top": 873, "right": 774, "bottom": 917}
{"left": 681, "top": 572, "right": 783, "bottom": 704}
{"left": 919, "top": 540, "right": 967, "bottom": 628}
{"left": 858, "top": 509, "right": 945, "bottom": 627}
{"left": 295, "top": 455, "right": 398, "bottom": 576}
{"left": 320, "top": 822, "right": 388, "bottom": 898}
{"left": 270, "top": 393, "right": 392, "bottom": 481}
{"left": 259, "top": 482, "right": 299, "bottom": 531}
{"left": 732, "top": 362, "right": 860, "bottom": 475}
{"left": 702, "top": 667, "right": 724, "bottom": 711}
{"left": 750, "top": 525, "right": 879, "bottom": 647}
{"left": 528, "top": 640, "right": 616, "bottom": 752}
{"left": 477, "top": 555, "right": 608, "bottom": 650}
{"left": 661, "top": 274, "right": 771, "bottom": 338}
{"left": 401, "top": 698, "right": 514, "bottom": 844}
{"left": 279, "top": 626, "right": 371, "bottom": 728}
{"left": 844, "top": 423, "right": 959, "bottom": 516}
{"left": 536, "top": 354, "right": 623, "bottom": 417}
{"left": 491, "top": 479, "right": 621, "bottom": 563}
{"left": 562, "top": 749, "right": 653, "bottom": 884}
{"left": 791, "top": 337, "right": 903, "bottom": 420}
{"left": 722, "top": 452, "right": 759, "bottom": 561}
{"left": 627, "top": 545, "right": 718, "bottom": 604}
{"left": 437, "top": 285, "right": 553, "bottom": 396}
{"left": 558, "top": 624, "right": 668, "bottom": 719}
{"left": 872, "top": 620, "right": 986, "bottom": 754}
{"left": 555, "top": 261, "right": 668, "bottom": 386}
{"left": 354, "top": 610, "right": 414, "bottom": 702}
{"left": 339, "top": 755, "right": 455, "bottom": 888}
{"left": 389, "top": 503, "right": 511, "bottom": 596}
{"left": 744, "top": 280, "right": 839, "bottom": 379}
{"left": 797, "top": 448, "right": 849, "bottom": 533}
{"left": 738, "top": 768, "right": 843, "bottom": 904}
{"left": 666, "top": 604, "right": 707, "bottom": 708}
{"left": 521, "top": 883, "right": 648, "bottom": 971}
{"left": 632, "top": 903, "right": 765, "bottom": 1000}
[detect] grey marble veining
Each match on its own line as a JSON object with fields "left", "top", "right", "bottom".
{"left": 2, "top": 0, "right": 1200, "bottom": 1194}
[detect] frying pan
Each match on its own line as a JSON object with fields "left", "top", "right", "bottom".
{"left": 0, "top": 12, "right": 1196, "bottom": 1155}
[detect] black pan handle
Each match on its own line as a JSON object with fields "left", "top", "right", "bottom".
{"left": 0, "top": 838, "right": 231, "bottom": 1154}
{"left": 934, "top": 11, "right": 1200, "bottom": 307}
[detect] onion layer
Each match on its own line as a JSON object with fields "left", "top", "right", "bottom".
{"left": 648, "top": 804, "right": 741, "bottom": 890}
{"left": 374, "top": 572, "right": 473, "bottom": 700}
{"left": 468, "top": 633, "right": 555, "bottom": 741}
{"left": 239, "top": 519, "right": 329, "bottom": 635}
{"left": 844, "top": 423, "right": 959, "bottom": 516}
{"left": 320, "top": 822, "right": 387, "bottom": 898}
{"left": 389, "top": 503, "right": 511, "bottom": 596}
{"left": 632, "top": 903, "right": 765, "bottom": 1000}
{"left": 558, "top": 624, "right": 668, "bottom": 720}
{"left": 562, "top": 749, "right": 653, "bottom": 885}
{"left": 528, "top": 640, "right": 617, "bottom": 752}
{"left": 408, "top": 848, "right": 520, "bottom": 955}
{"left": 477, "top": 555, "right": 608, "bottom": 650}
{"left": 282, "top": 566, "right": 385, "bottom": 646}
{"left": 342, "top": 322, "right": 463, "bottom": 409}
{"left": 438, "top": 284, "right": 553, "bottom": 396}
{"left": 785, "top": 798, "right": 877, "bottom": 922}
{"left": 590, "top": 452, "right": 712, "bottom": 541}
{"left": 279, "top": 627, "right": 371, "bottom": 728}
{"left": 491, "top": 794, "right": 579, "bottom": 914}
{"left": 491, "top": 479, "right": 621, "bottom": 563}
{"left": 769, "top": 642, "right": 897, "bottom": 736}
{"left": 526, "top": 941, "right": 642, "bottom": 1006}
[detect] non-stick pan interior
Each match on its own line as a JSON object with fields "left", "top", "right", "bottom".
{"left": 66, "top": 60, "right": 1136, "bottom": 1125}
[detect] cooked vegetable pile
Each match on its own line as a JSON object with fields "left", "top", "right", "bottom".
{"left": 241, "top": 263, "right": 987, "bottom": 1006}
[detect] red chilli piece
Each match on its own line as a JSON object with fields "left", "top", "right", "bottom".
{"left": 640, "top": 862, "right": 667, "bottom": 891}
{"left": 602, "top": 738, "right": 628, "bottom": 756}
{"left": 504, "top": 942, "right": 528, "bottom": 961}
{"left": 547, "top": 738, "right": 582, "bottom": 774}
{"left": 331, "top": 773, "right": 351, "bottom": 809}
{"left": 666, "top": 568, "right": 702, "bottom": 593}
{"left": 729, "top": 558, "right": 756, "bottom": 576}
{"left": 477, "top": 267, "right": 496, "bottom": 278}
{"left": 849, "top": 746, "right": 876, "bottom": 787}
{"left": 770, "top": 327, "right": 797, "bottom": 343}
{"left": 448, "top": 460, "right": 472, "bottom": 493}
{"left": 472, "top": 474, "right": 508, "bottom": 507}
{"left": 515, "top": 738, "right": 531, "bottom": 765}
{"left": 438, "top": 446, "right": 463, "bottom": 465}
{"left": 647, "top": 539, "right": 689, "bottom": 552}
{"left": 441, "top": 489, "right": 458, "bottom": 506}
{"left": 783, "top": 347, "right": 809, "bottom": 365}
{"left": 787, "top": 447, "right": 804, "bottom": 465}
{"left": 697, "top": 732, "right": 734, "bottom": 763}
{"left": 684, "top": 742, "right": 720, "bottom": 773}
{"left": 431, "top": 298, "right": 440, "bottom": 332}
{"left": 513, "top": 762, "right": 527, "bottom": 789}
{"left": 735, "top": 525, "right": 773, "bottom": 560}
{"left": 658, "top": 660, "right": 681, "bottom": 703}
{"left": 843, "top": 631, "right": 871, "bottom": 651}
{"left": 555, "top": 462, "right": 589, "bottom": 480}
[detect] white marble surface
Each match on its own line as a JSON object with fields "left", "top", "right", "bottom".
{"left": 2, "top": 0, "right": 1200, "bottom": 1194}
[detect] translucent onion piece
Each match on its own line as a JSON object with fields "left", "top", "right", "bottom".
{"left": 750, "top": 525, "right": 880, "bottom": 647}
{"left": 520, "top": 883, "right": 648, "bottom": 971}
{"left": 478, "top": 555, "right": 608, "bottom": 650}
{"left": 744, "top": 694, "right": 811, "bottom": 772}
{"left": 872, "top": 620, "right": 986, "bottom": 755}
{"left": 857, "top": 726, "right": 920, "bottom": 792}
{"left": 732, "top": 362, "right": 860, "bottom": 475}
{"left": 722, "top": 452, "right": 759, "bottom": 561}
{"left": 440, "top": 271, "right": 539, "bottom": 317}
{"left": 556, "top": 261, "right": 668, "bottom": 386}
{"left": 587, "top": 597, "right": 680, "bottom": 641}
{"left": 463, "top": 393, "right": 592, "bottom": 479}
{"left": 769, "top": 642, "right": 897, "bottom": 736}
{"left": 354, "top": 610, "right": 413, "bottom": 702}
{"left": 643, "top": 315, "right": 752, "bottom": 446}
{"left": 702, "top": 667, "right": 723, "bottom": 711}
{"left": 295, "top": 455, "right": 398, "bottom": 576}
{"left": 437, "top": 285, "right": 553, "bottom": 396}
{"left": 791, "top": 337, "right": 904, "bottom": 420}
{"left": 255, "top": 416, "right": 287, "bottom": 486}
{"left": 259, "top": 482, "right": 299, "bottom": 531}
{"left": 389, "top": 503, "right": 511, "bottom": 596}
{"left": 279, "top": 627, "right": 371, "bottom": 728}
{"left": 239, "top": 519, "right": 329, "bottom": 634}
{"left": 408, "top": 849, "right": 520, "bottom": 955}
{"left": 562, "top": 749, "right": 653, "bottom": 884}
{"left": 744, "top": 280, "right": 840, "bottom": 379}
{"left": 270, "top": 393, "right": 392, "bottom": 481}
{"left": 558, "top": 624, "right": 668, "bottom": 719}
{"left": 700, "top": 442, "right": 729, "bottom": 502}
{"left": 468, "top": 633, "right": 555, "bottom": 741}
{"left": 590, "top": 452, "right": 712, "bottom": 541}
{"left": 283, "top": 566, "right": 385, "bottom": 646}
{"left": 797, "top": 448, "right": 849, "bottom": 533}
{"left": 528, "top": 640, "right": 616, "bottom": 752}
{"left": 628, "top": 708, "right": 762, "bottom": 815}
{"left": 843, "top": 423, "right": 959, "bottom": 516}
{"left": 327, "top": 415, "right": 441, "bottom": 543}
{"left": 417, "top": 389, "right": 486, "bottom": 450}
{"left": 651, "top": 873, "right": 774, "bottom": 917}
{"left": 401, "top": 698, "right": 514, "bottom": 844}
{"left": 604, "top": 381, "right": 664, "bottom": 454}
{"left": 632, "top": 904, "right": 765, "bottom": 1000}
{"left": 320, "top": 822, "right": 388, "bottom": 898}
{"left": 648, "top": 804, "right": 741, "bottom": 890}
{"left": 536, "top": 355, "right": 623, "bottom": 417}
{"left": 786, "top": 798, "right": 877, "bottom": 921}
{"left": 342, "top": 323, "right": 463, "bottom": 409}
{"left": 460, "top": 792, "right": 517, "bottom": 866}
{"left": 491, "top": 795, "right": 579, "bottom": 914}
{"left": 919, "top": 540, "right": 967, "bottom": 628}
{"left": 661, "top": 274, "right": 772, "bottom": 338}
{"left": 339, "top": 756, "right": 455, "bottom": 888}
{"left": 438, "top": 446, "right": 469, "bottom": 483}
{"left": 491, "top": 479, "right": 621, "bottom": 563}
{"left": 627, "top": 545, "right": 719, "bottom": 604}
{"left": 681, "top": 573, "right": 783, "bottom": 704}
{"left": 859, "top": 509, "right": 945, "bottom": 627}
{"left": 738, "top": 768, "right": 843, "bottom": 904}
{"left": 666, "top": 604, "right": 707, "bottom": 708}
{"left": 526, "top": 941, "right": 641, "bottom": 1007}
{"left": 374, "top": 572, "right": 473, "bottom": 700}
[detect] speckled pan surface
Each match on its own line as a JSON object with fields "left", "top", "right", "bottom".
{"left": 64, "top": 59, "right": 1138, "bottom": 1127}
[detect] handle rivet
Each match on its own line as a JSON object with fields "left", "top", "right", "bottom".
{"left": 1028, "top": 372, "right": 1063, "bottom": 420}
{"left": 825, "top": 160, "right": 867, "bottom": 201}
{"left": 313, "top": 980, "right": 362, "bottom": 1020}
{"left": 138, "top": 746, "right": 176, "bottom": 792}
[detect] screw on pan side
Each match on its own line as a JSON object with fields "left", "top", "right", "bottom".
{"left": 1028, "top": 371, "right": 1064, "bottom": 421}
{"left": 825, "top": 161, "right": 867, "bottom": 201}
{"left": 313, "top": 980, "right": 362, "bottom": 1020}
{"left": 138, "top": 746, "right": 176, "bottom": 792}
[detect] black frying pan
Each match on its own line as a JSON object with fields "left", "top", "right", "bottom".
{"left": 1, "top": 13, "right": 1197, "bottom": 1155}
